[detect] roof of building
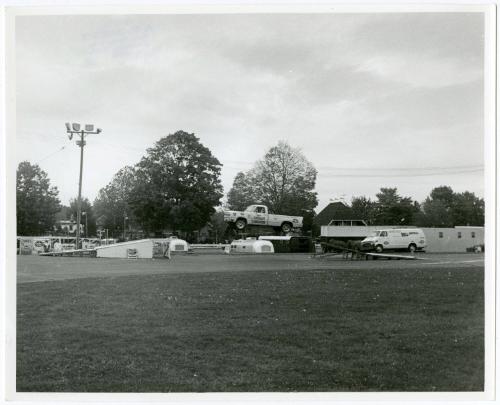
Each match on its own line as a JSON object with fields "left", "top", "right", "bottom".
{"left": 314, "top": 202, "right": 363, "bottom": 226}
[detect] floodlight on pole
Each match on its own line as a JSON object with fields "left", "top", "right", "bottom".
{"left": 65, "top": 122, "right": 102, "bottom": 250}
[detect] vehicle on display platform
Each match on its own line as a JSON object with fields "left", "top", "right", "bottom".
{"left": 223, "top": 204, "right": 303, "bottom": 233}
{"left": 361, "top": 228, "right": 427, "bottom": 253}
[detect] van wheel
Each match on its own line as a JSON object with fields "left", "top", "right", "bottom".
{"left": 235, "top": 219, "right": 247, "bottom": 230}
{"left": 375, "top": 245, "right": 383, "bottom": 253}
{"left": 281, "top": 222, "right": 292, "bottom": 233}
{"left": 408, "top": 244, "right": 417, "bottom": 253}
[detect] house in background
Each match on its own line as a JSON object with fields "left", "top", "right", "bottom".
{"left": 314, "top": 201, "right": 364, "bottom": 227}
{"left": 55, "top": 220, "right": 82, "bottom": 235}
{"left": 53, "top": 206, "right": 83, "bottom": 235}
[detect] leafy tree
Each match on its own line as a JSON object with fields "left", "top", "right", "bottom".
{"left": 419, "top": 186, "right": 484, "bottom": 227}
{"left": 93, "top": 166, "right": 137, "bottom": 236}
{"left": 418, "top": 198, "right": 452, "bottom": 227}
{"left": 55, "top": 205, "right": 72, "bottom": 221}
{"left": 227, "top": 141, "right": 318, "bottom": 216}
{"left": 16, "top": 161, "right": 61, "bottom": 235}
{"left": 373, "top": 187, "right": 418, "bottom": 225}
{"left": 302, "top": 209, "right": 319, "bottom": 237}
{"left": 68, "top": 197, "right": 97, "bottom": 237}
{"left": 419, "top": 186, "right": 454, "bottom": 227}
{"left": 129, "top": 130, "right": 223, "bottom": 233}
{"left": 350, "top": 196, "right": 376, "bottom": 224}
{"left": 451, "top": 191, "right": 484, "bottom": 226}
{"left": 429, "top": 186, "right": 455, "bottom": 206}
{"left": 254, "top": 141, "right": 317, "bottom": 215}
{"left": 208, "top": 211, "right": 228, "bottom": 243}
{"left": 226, "top": 172, "right": 255, "bottom": 211}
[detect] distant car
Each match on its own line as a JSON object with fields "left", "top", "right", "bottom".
{"left": 361, "top": 228, "right": 427, "bottom": 253}
{"left": 223, "top": 204, "right": 303, "bottom": 233}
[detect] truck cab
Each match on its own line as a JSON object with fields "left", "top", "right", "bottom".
{"left": 245, "top": 205, "right": 268, "bottom": 225}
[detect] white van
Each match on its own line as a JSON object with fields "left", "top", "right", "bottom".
{"left": 361, "top": 228, "right": 426, "bottom": 253}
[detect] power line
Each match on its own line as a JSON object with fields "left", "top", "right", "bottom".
{"left": 92, "top": 139, "right": 146, "bottom": 153}
{"left": 317, "top": 164, "right": 483, "bottom": 172}
{"left": 223, "top": 161, "right": 483, "bottom": 172}
{"left": 34, "top": 146, "right": 67, "bottom": 164}
{"left": 320, "top": 168, "right": 483, "bottom": 178}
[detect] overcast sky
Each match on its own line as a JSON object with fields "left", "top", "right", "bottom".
{"left": 15, "top": 12, "right": 485, "bottom": 212}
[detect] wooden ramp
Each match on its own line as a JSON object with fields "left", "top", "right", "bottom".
{"left": 318, "top": 242, "right": 419, "bottom": 260}
{"left": 364, "top": 252, "right": 418, "bottom": 260}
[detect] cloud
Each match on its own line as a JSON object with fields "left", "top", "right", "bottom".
{"left": 356, "top": 53, "right": 482, "bottom": 88}
{"left": 14, "top": 12, "right": 485, "bottom": 207}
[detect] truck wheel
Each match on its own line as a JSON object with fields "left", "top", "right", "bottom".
{"left": 408, "top": 244, "right": 417, "bottom": 253}
{"left": 235, "top": 218, "right": 247, "bottom": 230}
{"left": 281, "top": 222, "right": 292, "bottom": 233}
{"left": 375, "top": 245, "right": 383, "bottom": 253}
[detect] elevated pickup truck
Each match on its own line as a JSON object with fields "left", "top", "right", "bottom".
{"left": 223, "top": 204, "right": 303, "bottom": 233}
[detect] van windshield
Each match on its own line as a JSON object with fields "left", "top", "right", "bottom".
{"left": 371, "top": 231, "right": 380, "bottom": 236}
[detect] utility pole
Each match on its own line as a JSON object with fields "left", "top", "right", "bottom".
{"left": 65, "top": 123, "right": 102, "bottom": 250}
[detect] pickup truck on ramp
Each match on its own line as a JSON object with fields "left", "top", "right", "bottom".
{"left": 223, "top": 204, "right": 303, "bottom": 233}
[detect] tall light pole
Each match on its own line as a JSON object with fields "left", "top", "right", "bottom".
{"left": 65, "top": 123, "right": 101, "bottom": 250}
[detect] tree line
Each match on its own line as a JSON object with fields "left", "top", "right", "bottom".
{"left": 16, "top": 130, "right": 484, "bottom": 237}
{"left": 349, "top": 186, "right": 484, "bottom": 228}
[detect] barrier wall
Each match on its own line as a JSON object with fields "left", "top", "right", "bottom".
{"left": 95, "top": 239, "right": 154, "bottom": 259}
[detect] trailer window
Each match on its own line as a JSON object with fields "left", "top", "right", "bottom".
{"left": 401, "top": 232, "right": 408, "bottom": 237}
{"left": 471, "top": 232, "right": 476, "bottom": 238}
{"left": 457, "top": 232, "right": 462, "bottom": 239}
{"left": 439, "top": 232, "right": 443, "bottom": 238}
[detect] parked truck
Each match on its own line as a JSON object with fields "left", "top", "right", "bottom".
{"left": 223, "top": 204, "right": 303, "bottom": 233}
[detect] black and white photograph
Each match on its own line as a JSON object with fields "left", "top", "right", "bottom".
{"left": 2, "top": 3, "right": 496, "bottom": 401}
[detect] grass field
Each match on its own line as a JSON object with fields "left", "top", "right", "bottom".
{"left": 16, "top": 254, "right": 484, "bottom": 392}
